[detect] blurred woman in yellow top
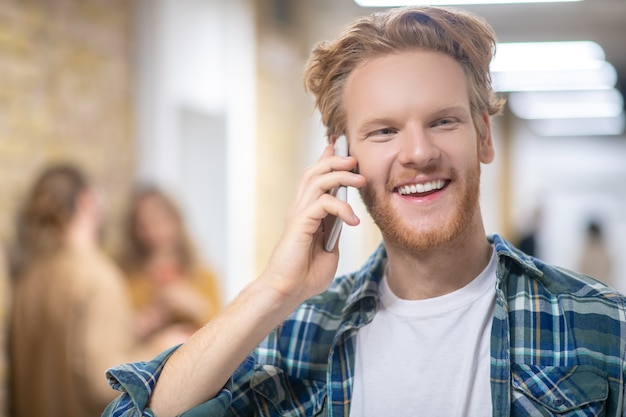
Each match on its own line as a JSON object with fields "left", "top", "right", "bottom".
{"left": 118, "top": 185, "right": 222, "bottom": 341}
{"left": 9, "top": 164, "right": 188, "bottom": 417}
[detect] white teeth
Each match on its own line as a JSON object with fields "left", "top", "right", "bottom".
{"left": 398, "top": 180, "right": 445, "bottom": 195}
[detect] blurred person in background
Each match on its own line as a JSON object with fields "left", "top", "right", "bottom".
{"left": 8, "top": 163, "right": 188, "bottom": 417}
{"left": 515, "top": 206, "right": 542, "bottom": 257}
{"left": 578, "top": 219, "right": 614, "bottom": 287}
{"left": 117, "top": 185, "right": 222, "bottom": 341}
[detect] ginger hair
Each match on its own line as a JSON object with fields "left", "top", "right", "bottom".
{"left": 303, "top": 6, "right": 505, "bottom": 140}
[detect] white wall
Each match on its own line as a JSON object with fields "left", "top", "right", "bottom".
{"left": 134, "top": 0, "right": 256, "bottom": 301}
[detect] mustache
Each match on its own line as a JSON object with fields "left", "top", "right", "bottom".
{"left": 385, "top": 166, "right": 456, "bottom": 192}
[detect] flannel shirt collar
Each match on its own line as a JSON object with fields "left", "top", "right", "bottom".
{"left": 341, "top": 234, "right": 543, "bottom": 320}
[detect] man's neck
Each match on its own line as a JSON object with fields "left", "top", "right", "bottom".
{"left": 382, "top": 225, "right": 493, "bottom": 300}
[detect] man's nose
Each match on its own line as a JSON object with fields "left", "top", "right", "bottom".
{"left": 396, "top": 127, "right": 441, "bottom": 167}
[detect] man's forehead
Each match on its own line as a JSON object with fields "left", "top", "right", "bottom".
{"left": 343, "top": 53, "right": 471, "bottom": 116}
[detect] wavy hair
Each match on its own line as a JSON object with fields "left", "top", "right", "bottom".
{"left": 118, "top": 185, "right": 198, "bottom": 275}
{"left": 303, "top": 6, "right": 506, "bottom": 140}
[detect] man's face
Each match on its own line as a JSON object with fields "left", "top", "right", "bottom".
{"left": 343, "top": 50, "right": 494, "bottom": 251}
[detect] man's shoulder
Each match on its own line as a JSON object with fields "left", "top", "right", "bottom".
{"left": 494, "top": 234, "right": 626, "bottom": 317}
{"left": 490, "top": 235, "right": 626, "bottom": 322}
{"left": 533, "top": 261, "right": 626, "bottom": 312}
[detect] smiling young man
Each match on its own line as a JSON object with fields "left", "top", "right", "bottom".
{"left": 104, "top": 6, "right": 626, "bottom": 417}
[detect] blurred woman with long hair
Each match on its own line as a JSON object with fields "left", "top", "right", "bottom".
{"left": 9, "top": 164, "right": 187, "bottom": 417}
{"left": 118, "top": 185, "right": 222, "bottom": 341}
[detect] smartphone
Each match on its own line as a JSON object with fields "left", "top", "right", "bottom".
{"left": 323, "top": 135, "right": 349, "bottom": 252}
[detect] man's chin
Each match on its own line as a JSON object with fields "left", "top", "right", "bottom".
{"left": 382, "top": 226, "right": 455, "bottom": 252}
{"left": 365, "top": 204, "right": 449, "bottom": 251}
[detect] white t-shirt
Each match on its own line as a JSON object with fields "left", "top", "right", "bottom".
{"left": 350, "top": 249, "right": 497, "bottom": 417}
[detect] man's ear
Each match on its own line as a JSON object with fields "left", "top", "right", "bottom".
{"left": 478, "top": 114, "right": 495, "bottom": 164}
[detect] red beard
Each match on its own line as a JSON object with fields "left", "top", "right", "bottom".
{"left": 359, "top": 161, "right": 482, "bottom": 252}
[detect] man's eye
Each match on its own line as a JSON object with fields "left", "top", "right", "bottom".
{"left": 433, "top": 118, "right": 458, "bottom": 128}
{"left": 365, "top": 127, "right": 397, "bottom": 142}
{"left": 375, "top": 127, "right": 396, "bottom": 135}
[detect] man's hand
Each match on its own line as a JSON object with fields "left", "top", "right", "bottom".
{"left": 260, "top": 144, "right": 365, "bottom": 303}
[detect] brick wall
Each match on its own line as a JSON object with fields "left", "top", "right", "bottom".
{"left": 0, "top": 0, "right": 135, "bottom": 255}
{"left": 0, "top": 2, "right": 135, "bottom": 413}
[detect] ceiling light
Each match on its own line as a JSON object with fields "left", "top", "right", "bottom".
{"left": 355, "top": 0, "right": 582, "bottom": 6}
{"left": 491, "top": 41, "right": 617, "bottom": 92}
{"left": 528, "top": 113, "right": 625, "bottom": 136}
{"left": 492, "top": 41, "right": 605, "bottom": 72}
{"left": 508, "top": 89, "right": 624, "bottom": 120}
{"left": 492, "top": 62, "right": 617, "bottom": 92}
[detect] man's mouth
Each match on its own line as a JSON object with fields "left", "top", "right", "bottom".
{"left": 396, "top": 179, "right": 446, "bottom": 196}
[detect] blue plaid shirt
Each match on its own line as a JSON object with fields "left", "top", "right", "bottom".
{"left": 104, "top": 235, "right": 626, "bottom": 416}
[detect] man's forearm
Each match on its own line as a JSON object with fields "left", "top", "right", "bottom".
{"left": 148, "top": 145, "right": 361, "bottom": 417}
{"left": 148, "top": 278, "right": 303, "bottom": 417}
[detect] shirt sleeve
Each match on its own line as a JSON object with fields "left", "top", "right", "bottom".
{"left": 102, "top": 345, "right": 234, "bottom": 417}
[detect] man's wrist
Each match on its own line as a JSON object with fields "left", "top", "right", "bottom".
{"left": 245, "top": 275, "right": 306, "bottom": 319}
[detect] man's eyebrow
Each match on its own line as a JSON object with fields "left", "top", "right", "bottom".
{"left": 355, "top": 117, "right": 398, "bottom": 135}
{"left": 429, "top": 104, "right": 471, "bottom": 118}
